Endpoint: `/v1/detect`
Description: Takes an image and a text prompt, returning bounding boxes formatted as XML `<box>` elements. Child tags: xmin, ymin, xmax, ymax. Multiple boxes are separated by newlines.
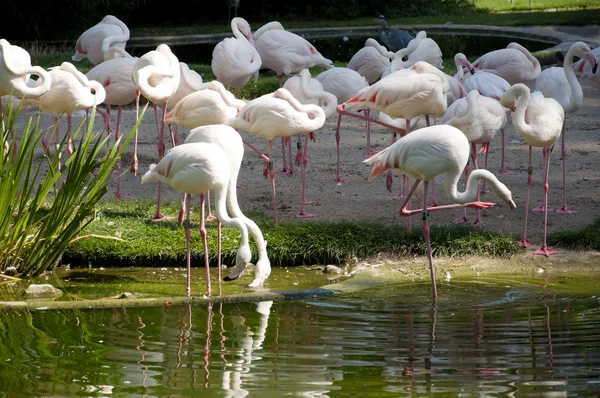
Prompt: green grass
<box><xmin>61</xmin><ymin>198</ymin><xmax>523</xmax><ymax>268</ymax></box>
<box><xmin>547</xmin><ymin>218</ymin><xmax>600</xmax><ymax>251</ymax></box>
<box><xmin>474</xmin><ymin>0</ymin><xmax>599</xmax><ymax>11</ymax></box>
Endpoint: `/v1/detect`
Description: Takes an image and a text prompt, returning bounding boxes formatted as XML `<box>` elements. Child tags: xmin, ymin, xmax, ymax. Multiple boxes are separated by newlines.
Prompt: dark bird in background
<box><xmin>227</xmin><ymin>0</ymin><xmax>240</xmax><ymax>21</ymax></box>
<box><xmin>374</xmin><ymin>15</ymin><xmax>414</xmax><ymax>52</ymax></box>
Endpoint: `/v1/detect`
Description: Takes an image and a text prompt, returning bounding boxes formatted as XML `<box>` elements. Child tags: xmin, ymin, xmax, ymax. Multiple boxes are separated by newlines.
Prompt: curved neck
<box><xmin>253</xmin><ymin>21</ymin><xmax>284</xmax><ymax>40</ymax></box>
<box><xmin>12</xmin><ymin>66</ymin><xmax>51</xmax><ymax>99</ymax></box>
<box><xmin>100</xmin><ymin>19</ymin><xmax>129</xmax><ymax>54</ymax></box>
<box><xmin>509</xmin><ymin>42</ymin><xmax>541</xmax><ymax>77</ymax></box>
<box><xmin>213</xmin><ymin>184</ymin><xmax>251</xmax><ymax>261</ymax></box>
<box><xmin>208</xmin><ymin>80</ymin><xmax>246</xmax><ymax>109</ymax></box>
<box><xmin>299</xmin><ymin>70</ymin><xmax>337</xmax><ymax>118</ymax></box>
<box><xmin>446</xmin><ymin>169</ymin><xmax>503</xmax><ymax>204</ymax></box>
<box><xmin>275</xmin><ymin>88</ymin><xmax>326</xmax><ymax>130</ymax></box>
<box><xmin>60</xmin><ymin>62</ymin><xmax>106</xmax><ymax>105</ymax></box>
<box><xmin>508</xmin><ymin>84</ymin><xmax>534</xmax><ymax>136</ymax></box>
<box><xmin>563</xmin><ymin>46</ymin><xmax>584</xmax><ymax>112</ymax></box>
<box><xmin>366</xmin><ymin>38</ymin><xmax>394</xmax><ymax>59</ymax></box>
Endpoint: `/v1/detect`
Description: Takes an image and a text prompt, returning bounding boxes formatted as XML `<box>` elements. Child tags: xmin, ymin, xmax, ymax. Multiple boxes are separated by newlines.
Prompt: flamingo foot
<box><xmin>393</xmin><ymin>193</ymin><xmax>405</xmax><ymax>199</ymax></box>
<box><xmin>428</xmin><ymin>201</ymin><xmax>439</xmax><ymax>208</ymax></box>
<box><xmin>277</xmin><ymin>168</ymin><xmax>294</xmax><ymax>176</ymax></box>
<box><xmin>519</xmin><ymin>237</ymin><xmax>532</xmax><ymax>247</ymax></box>
<box><xmin>501</xmin><ymin>168</ymin><xmax>516</xmax><ymax>175</ymax></box>
<box><xmin>531</xmin><ymin>204</ymin><xmax>554</xmax><ymax>213</ymax></box>
<box><xmin>302</xmin><ymin>199</ymin><xmax>313</xmax><ymax>204</ymax></box>
<box><xmin>152</xmin><ymin>213</ymin><xmax>169</xmax><ymax>222</ymax></box>
<box><xmin>296</xmin><ymin>211</ymin><xmax>317</xmax><ymax>218</ymax></box>
<box><xmin>556</xmin><ymin>206</ymin><xmax>578</xmax><ymax>215</ymax></box>
<box><xmin>206</xmin><ymin>215</ymin><xmax>217</xmax><ymax>222</ymax></box>
<box><xmin>452</xmin><ymin>216</ymin><xmax>469</xmax><ymax>225</ymax></box>
<box><xmin>114</xmin><ymin>192</ymin><xmax>129</xmax><ymax>200</ymax></box>
<box><xmin>364</xmin><ymin>149</ymin><xmax>378</xmax><ymax>158</ymax></box>
<box><xmin>335</xmin><ymin>178</ymin><xmax>348</xmax><ymax>185</ymax></box>
<box><xmin>535</xmin><ymin>245</ymin><xmax>558</xmax><ymax>256</ymax></box>
<box><xmin>473</xmin><ymin>219</ymin><xmax>485</xmax><ymax>228</ymax></box>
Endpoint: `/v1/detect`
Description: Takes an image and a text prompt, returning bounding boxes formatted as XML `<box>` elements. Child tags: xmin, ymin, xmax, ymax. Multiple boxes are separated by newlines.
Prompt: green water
<box><xmin>1</xmin><ymin>275</ymin><xmax>600</xmax><ymax>396</ymax></box>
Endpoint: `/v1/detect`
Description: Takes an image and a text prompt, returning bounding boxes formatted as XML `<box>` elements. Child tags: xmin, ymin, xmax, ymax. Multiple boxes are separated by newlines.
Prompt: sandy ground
<box><xmin>15</xmin><ymin>78</ymin><xmax>600</xmax><ymax>256</ymax></box>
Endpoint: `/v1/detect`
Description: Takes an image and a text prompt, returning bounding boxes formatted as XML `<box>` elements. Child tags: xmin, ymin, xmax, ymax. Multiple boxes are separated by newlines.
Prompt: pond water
<box><xmin>2</xmin><ymin>280</ymin><xmax>600</xmax><ymax>396</ymax></box>
<box><xmin>126</xmin><ymin>33</ymin><xmax>554</xmax><ymax>66</ymax></box>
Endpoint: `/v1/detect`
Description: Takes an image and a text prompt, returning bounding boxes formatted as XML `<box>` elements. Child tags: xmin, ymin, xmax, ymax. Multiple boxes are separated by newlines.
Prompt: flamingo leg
<box><xmin>200</xmin><ymin>193</ymin><xmax>211</xmax><ymax>296</ymax></box>
<box><xmin>334</xmin><ymin>112</ymin><xmax>348</xmax><ymax>185</ymax></box>
<box><xmin>184</xmin><ymin>194</ymin><xmax>192</xmax><ymax>296</ymax></box>
<box><xmin>278</xmin><ymin>136</ymin><xmax>290</xmax><ymax>175</ymax></box>
<box><xmin>531</xmin><ymin>143</ymin><xmax>554</xmax><ymax>213</ymax></box>
<box><xmin>217</xmin><ymin>217</ymin><xmax>222</xmax><ymax>295</ymax></box>
<box><xmin>520</xmin><ymin>146</ymin><xmax>533</xmax><ymax>247</ymax></box>
<box><xmin>206</xmin><ymin>190</ymin><xmax>216</xmax><ymax>221</ymax></box>
<box><xmin>500</xmin><ymin>127</ymin><xmax>515</xmax><ymax>174</ymax></box>
<box><xmin>67</xmin><ymin>114</ymin><xmax>73</xmax><ymax>156</ymax></box>
<box><xmin>115</xmin><ymin>105</ymin><xmax>127</xmax><ymax>199</ymax></box>
<box><xmin>365</xmin><ymin>109</ymin><xmax>376</xmax><ymax>157</ymax></box>
<box><xmin>556</xmin><ymin>118</ymin><xmax>577</xmax><ymax>214</ymax></box>
<box><xmin>420</xmin><ymin>181</ymin><xmax>438</xmax><ymax>301</ymax></box>
<box><xmin>536</xmin><ymin>146</ymin><xmax>558</xmax><ymax>256</ymax></box>
<box><xmin>268</xmin><ymin>140</ymin><xmax>278</xmax><ymax>226</ymax></box>
<box><xmin>472</xmin><ymin>143</ymin><xmax>485</xmax><ymax>228</ymax></box>
<box><xmin>152</xmin><ymin>104</ymin><xmax>168</xmax><ymax>221</ymax></box>
<box><xmin>480</xmin><ymin>142</ymin><xmax>491</xmax><ymax>194</ymax></box>
<box><xmin>297</xmin><ymin>132</ymin><xmax>316</xmax><ymax>218</ymax></box>
<box><xmin>453</xmin><ymin>152</ymin><xmax>473</xmax><ymax>225</ymax></box>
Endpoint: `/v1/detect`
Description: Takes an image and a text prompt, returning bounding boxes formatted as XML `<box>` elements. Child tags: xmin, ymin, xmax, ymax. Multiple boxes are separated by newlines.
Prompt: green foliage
<box><xmin>63</xmin><ymin>198</ymin><xmax>522</xmax><ymax>268</ymax></box>
<box><xmin>547</xmin><ymin>218</ymin><xmax>600</xmax><ymax>251</ymax></box>
<box><xmin>0</xmin><ymin>101</ymin><xmax>145</xmax><ymax>276</ymax></box>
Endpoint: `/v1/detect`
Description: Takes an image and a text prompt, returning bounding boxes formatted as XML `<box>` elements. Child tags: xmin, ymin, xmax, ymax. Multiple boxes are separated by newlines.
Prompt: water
<box><xmin>126</xmin><ymin>33</ymin><xmax>554</xmax><ymax>66</ymax></box>
<box><xmin>2</xmin><ymin>281</ymin><xmax>600</xmax><ymax>396</ymax></box>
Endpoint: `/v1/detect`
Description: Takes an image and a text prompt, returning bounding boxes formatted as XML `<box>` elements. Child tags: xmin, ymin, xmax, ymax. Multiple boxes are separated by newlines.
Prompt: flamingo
<box><xmin>22</xmin><ymin>62</ymin><xmax>106</xmax><ymax>158</ymax></box>
<box><xmin>225</xmin><ymin>87</ymin><xmax>326</xmax><ymax>226</ymax></box>
<box><xmin>534</xmin><ymin>41</ymin><xmax>598</xmax><ymax>215</ymax></box>
<box><xmin>85</xmin><ymin>47</ymin><xmax>137</xmax><ymax>199</ymax></box>
<box><xmin>315</xmin><ymin>66</ymin><xmax>371</xmax><ymax>183</ymax></box>
<box><xmin>382</xmin><ymin>31</ymin><xmax>444</xmax><ymax>75</ymax></box>
<box><xmin>252</xmin><ymin>21</ymin><xmax>333</xmax><ymax>87</ymax></box>
<box><xmin>573</xmin><ymin>46</ymin><xmax>600</xmax><ymax>88</ymax></box>
<box><xmin>252</xmin><ymin>20</ymin><xmax>332</xmax><ymax>175</ymax></box>
<box><xmin>347</xmin><ymin>38</ymin><xmax>391</xmax><ymax>84</ymax></box>
<box><xmin>337</xmin><ymin>61</ymin><xmax>449</xmax><ymax>202</ymax></box>
<box><xmin>141</xmin><ymin>141</ymin><xmax>251</xmax><ymax>296</ymax></box>
<box><xmin>472</xmin><ymin>42</ymin><xmax>542</xmax><ymax>85</ymax></box>
<box><xmin>501</xmin><ymin>83</ymin><xmax>564</xmax><ymax>256</ymax></box>
<box><xmin>364</xmin><ymin>124</ymin><xmax>516</xmax><ymax>300</ymax></box>
<box><xmin>71</xmin><ymin>15</ymin><xmax>130</xmax><ymax>65</ymax></box>
<box><xmin>165</xmin><ymin>61</ymin><xmax>204</xmax><ymax>145</ymax></box>
<box><xmin>442</xmin><ymin>90</ymin><xmax>508</xmax><ymax>227</ymax></box>
<box><xmin>454</xmin><ymin>53</ymin><xmax>513</xmax><ymax>175</ymax></box>
<box><xmin>373</xmin><ymin>15</ymin><xmax>414</xmax><ymax>52</ymax></box>
<box><xmin>131</xmin><ymin>43</ymin><xmax>181</xmax><ymax>221</ymax></box>
<box><xmin>211</xmin><ymin>17</ymin><xmax>262</xmax><ymax>98</ymax></box>
<box><xmin>184</xmin><ymin>124</ymin><xmax>271</xmax><ymax>287</ymax></box>
<box><xmin>283</xmin><ymin>68</ymin><xmax>337</xmax><ymax>217</ymax></box>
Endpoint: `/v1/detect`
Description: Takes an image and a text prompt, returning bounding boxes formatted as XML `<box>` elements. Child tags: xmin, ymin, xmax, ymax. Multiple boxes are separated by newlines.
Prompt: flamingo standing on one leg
<box><xmin>225</xmin><ymin>87</ymin><xmax>326</xmax><ymax>226</ymax></box>
<box><xmin>85</xmin><ymin>47</ymin><xmax>137</xmax><ymax>198</ymax></box>
<box><xmin>283</xmin><ymin>68</ymin><xmax>337</xmax><ymax>217</ymax></box>
<box><xmin>534</xmin><ymin>41</ymin><xmax>598</xmax><ymax>215</ymax></box>
<box><xmin>185</xmin><ymin>124</ymin><xmax>271</xmax><ymax>288</ymax></box>
<box><xmin>131</xmin><ymin>43</ymin><xmax>181</xmax><ymax>221</ymax></box>
<box><xmin>71</xmin><ymin>15</ymin><xmax>130</xmax><ymax>66</ymax></box>
<box><xmin>442</xmin><ymin>90</ymin><xmax>507</xmax><ymax>227</ymax></box>
<box><xmin>501</xmin><ymin>83</ymin><xmax>565</xmax><ymax>256</ymax></box>
<box><xmin>141</xmin><ymin>142</ymin><xmax>253</xmax><ymax>296</ymax></box>
<box><xmin>211</xmin><ymin>17</ymin><xmax>262</xmax><ymax>98</ymax></box>
<box><xmin>364</xmin><ymin>124</ymin><xmax>516</xmax><ymax>300</ymax></box>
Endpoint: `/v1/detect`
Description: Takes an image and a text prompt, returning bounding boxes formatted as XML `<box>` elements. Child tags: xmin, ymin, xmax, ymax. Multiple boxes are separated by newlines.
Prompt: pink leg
<box><xmin>152</xmin><ymin>104</ymin><xmax>168</xmax><ymax>221</ymax></box>
<box><xmin>200</xmin><ymin>193</ymin><xmax>211</xmax><ymax>296</ymax></box>
<box><xmin>500</xmin><ymin>127</ymin><xmax>515</xmax><ymax>174</ymax></box>
<box><xmin>130</xmin><ymin>90</ymin><xmax>141</xmax><ymax>176</ymax></box>
<box><xmin>420</xmin><ymin>181</ymin><xmax>438</xmax><ymax>301</ymax></box>
<box><xmin>471</xmin><ymin>144</ymin><xmax>485</xmax><ymax>228</ymax></box>
<box><xmin>268</xmin><ymin>140</ymin><xmax>278</xmax><ymax>226</ymax></box>
<box><xmin>520</xmin><ymin>146</ymin><xmax>533</xmax><ymax>247</ymax></box>
<box><xmin>536</xmin><ymin>146</ymin><xmax>558</xmax><ymax>256</ymax></box>
<box><xmin>184</xmin><ymin>194</ymin><xmax>192</xmax><ymax>296</ymax></box>
<box><xmin>206</xmin><ymin>190</ymin><xmax>216</xmax><ymax>221</ymax></box>
<box><xmin>532</xmin><ymin>147</ymin><xmax>554</xmax><ymax>213</ymax></box>
<box><xmin>216</xmin><ymin>218</ymin><xmax>222</xmax><ymax>296</ymax></box>
<box><xmin>479</xmin><ymin>142</ymin><xmax>490</xmax><ymax>194</ymax></box>
<box><xmin>67</xmin><ymin>114</ymin><xmax>73</xmax><ymax>155</ymax></box>
<box><xmin>428</xmin><ymin>179</ymin><xmax>440</xmax><ymax>208</ymax></box>
<box><xmin>278</xmin><ymin>136</ymin><xmax>290</xmax><ymax>175</ymax></box>
<box><xmin>297</xmin><ymin>132</ymin><xmax>316</xmax><ymax>218</ymax></box>
<box><xmin>287</xmin><ymin>134</ymin><xmax>295</xmax><ymax>175</ymax></box>
<box><xmin>364</xmin><ymin>109</ymin><xmax>376</xmax><ymax>157</ymax></box>
<box><xmin>556</xmin><ymin>119</ymin><xmax>577</xmax><ymax>214</ymax></box>
<box><xmin>334</xmin><ymin>113</ymin><xmax>348</xmax><ymax>185</ymax></box>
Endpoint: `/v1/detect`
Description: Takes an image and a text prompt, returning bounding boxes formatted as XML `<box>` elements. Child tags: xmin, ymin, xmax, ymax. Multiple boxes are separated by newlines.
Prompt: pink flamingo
<box><xmin>471</xmin><ymin>42</ymin><xmax>542</xmax><ymax>85</ymax></box>
<box><xmin>315</xmin><ymin>66</ymin><xmax>373</xmax><ymax>179</ymax></box>
<box><xmin>501</xmin><ymin>83</ymin><xmax>564</xmax><ymax>256</ymax></box>
<box><xmin>225</xmin><ymin>87</ymin><xmax>326</xmax><ymax>226</ymax></box>
<box><xmin>184</xmin><ymin>125</ymin><xmax>271</xmax><ymax>288</ymax></box>
<box><xmin>364</xmin><ymin>124</ymin><xmax>516</xmax><ymax>300</ymax></box>
<box><xmin>534</xmin><ymin>41</ymin><xmax>598</xmax><ymax>215</ymax></box>
<box><xmin>72</xmin><ymin>15</ymin><xmax>130</xmax><ymax>65</ymax></box>
<box><xmin>141</xmin><ymin>142</ymin><xmax>251</xmax><ymax>296</ymax></box>
<box><xmin>573</xmin><ymin>46</ymin><xmax>600</xmax><ymax>88</ymax></box>
<box><xmin>165</xmin><ymin>61</ymin><xmax>204</xmax><ymax>146</ymax></box>
<box><xmin>252</xmin><ymin>20</ymin><xmax>333</xmax><ymax>174</ymax></box>
<box><xmin>85</xmin><ymin>47</ymin><xmax>137</xmax><ymax>199</ymax></box>
<box><xmin>131</xmin><ymin>43</ymin><xmax>181</xmax><ymax>221</ymax></box>
<box><xmin>283</xmin><ymin>68</ymin><xmax>337</xmax><ymax>217</ymax></box>
<box><xmin>347</xmin><ymin>38</ymin><xmax>391</xmax><ymax>84</ymax></box>
<box><xmin>454</xmin><ymin>52</ymin><xmax>513</xmax><ymax>175</ymax></box>
<box><xmin>442</xmin><ymin>90</ymin><xmax>507</xmax><ymax>227</ymax></box>
<box><xmin>211</xmin><ymin>17</ymin><xmax>262</xmax><ymax>98</ymax></box>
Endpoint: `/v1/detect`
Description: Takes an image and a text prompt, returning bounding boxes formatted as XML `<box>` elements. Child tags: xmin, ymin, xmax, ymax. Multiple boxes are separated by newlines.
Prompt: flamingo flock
<box><xmin>2</xmin><ymin>14</ymin><xmax>599</xmax><ymax>300</ymax></box>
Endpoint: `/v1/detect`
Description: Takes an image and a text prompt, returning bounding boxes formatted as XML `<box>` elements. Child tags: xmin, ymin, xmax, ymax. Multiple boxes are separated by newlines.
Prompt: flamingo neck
<box><xmin>446</xmin><ymin>169</ymin><xmax>503</xmax><ymax>204</ymax></box>
<box><xmin>562</xmin><ymin>46</ymin><xmax>584</xmax><ymax>113</ymax></box>
<box><xmin>213</xmin><ymin>184</ymin><xmax>251</xmax><ymax>267</ymax></box>
<box><xmin>509</xmin><ymin>84</ymin><xmax>535</xmax><ymax>136</ymax></box>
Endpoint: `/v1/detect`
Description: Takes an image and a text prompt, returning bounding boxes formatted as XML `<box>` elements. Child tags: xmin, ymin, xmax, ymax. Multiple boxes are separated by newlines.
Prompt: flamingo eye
<box><xmin>91</xmin><ymin>88</ymin><xmax>96</xmax><ymax>95</ymax></box>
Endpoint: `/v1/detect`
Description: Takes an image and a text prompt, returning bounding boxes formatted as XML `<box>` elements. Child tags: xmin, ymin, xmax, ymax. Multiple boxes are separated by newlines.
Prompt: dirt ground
<box><xmin>16</xmin><ymin>77</ymin><xmax>599</xmax><ymax>256</ymax></box>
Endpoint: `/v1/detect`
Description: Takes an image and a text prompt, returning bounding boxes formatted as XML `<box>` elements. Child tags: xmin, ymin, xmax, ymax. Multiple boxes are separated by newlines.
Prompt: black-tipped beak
<box><xmin>593</xmin><ymin>62</ymin><xmax>598</xmax><ymax>74</ymax></box>
<box><xmin>469</xmin><ymin>68</ymin><xmax>475</xmax><ymax>75</ymax></box>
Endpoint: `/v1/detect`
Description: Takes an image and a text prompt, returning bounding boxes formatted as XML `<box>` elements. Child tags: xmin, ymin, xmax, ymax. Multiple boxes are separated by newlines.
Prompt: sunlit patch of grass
<box><xmin>547</xmin><ymin>218</ymin><xmax>600</xmax><ymax>251</ymax></box>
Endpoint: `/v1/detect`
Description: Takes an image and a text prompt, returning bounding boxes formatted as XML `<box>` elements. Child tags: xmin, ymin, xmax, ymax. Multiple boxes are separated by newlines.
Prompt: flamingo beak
<box><xmin>508</xmin><ymin>199</ymin><xmax>517</xmax><ymax>209</ymax></box>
